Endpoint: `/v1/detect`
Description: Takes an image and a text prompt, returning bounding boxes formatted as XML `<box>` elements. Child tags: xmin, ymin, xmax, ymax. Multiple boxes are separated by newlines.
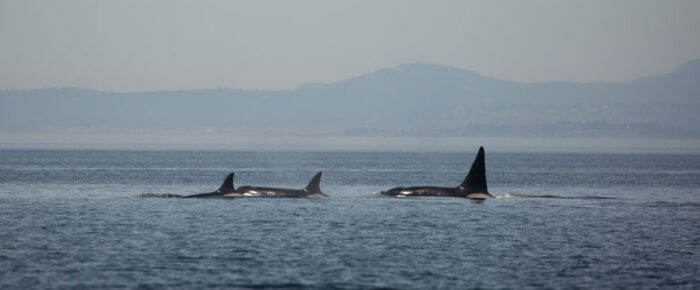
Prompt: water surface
<box><xmin>1</xmin><ymin>150</ymin><xmax>698</xmax><ymax>289</ymax></box>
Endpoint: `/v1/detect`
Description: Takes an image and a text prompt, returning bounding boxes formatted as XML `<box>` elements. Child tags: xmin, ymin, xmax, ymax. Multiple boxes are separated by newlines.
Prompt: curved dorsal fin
<box><xmin>217</xmin><ymin>172</ymin><xmax>235</xmax><ymax>192</ymax></box>
<box><xmin>304</xmin><ymin>171</ymin><xmax>323</xmax><ymax>193</ymax></box>
<box><xmin>459</xmin><ymin>147</ymin><xmax>488</xmax><ymax>194</ymax></box>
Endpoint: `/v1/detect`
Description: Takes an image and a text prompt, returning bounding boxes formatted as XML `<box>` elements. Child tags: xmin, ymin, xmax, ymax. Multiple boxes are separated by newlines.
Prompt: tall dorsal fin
<box><xmin>304</xmin><ymin>172</ymin><xmax>323</xmax><ymax>193</ymax></box>
<box><xmin>217</xmin><ymin>172</ymin><xmax>235</xmax><ymax>192</ymax></box>
<box><xmin>459</xmin><ymin>147</ymin><xmax>488</xmax><ymax>194</ymax></box>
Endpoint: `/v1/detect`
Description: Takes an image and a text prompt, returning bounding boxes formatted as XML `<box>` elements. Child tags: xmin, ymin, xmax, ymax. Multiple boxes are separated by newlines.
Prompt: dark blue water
<box><xmin>1</xmin><ymin>150</ymin><xmax>699</xmax><ymax>289</ymax></box>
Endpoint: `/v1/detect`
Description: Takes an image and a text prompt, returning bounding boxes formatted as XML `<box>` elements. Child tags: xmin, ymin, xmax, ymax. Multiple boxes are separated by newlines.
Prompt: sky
<box><xmin>1</xmin><ymin>0</ymin><xmax>699</xmax><ymax>92</ymax></box>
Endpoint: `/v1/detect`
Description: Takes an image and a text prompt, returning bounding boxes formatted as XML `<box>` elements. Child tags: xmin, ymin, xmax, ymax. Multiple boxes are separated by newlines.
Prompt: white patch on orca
<box><xmin>466</xmin><ymin>193</ymin><xmax>493</xmax><ymax>199</ymax></box>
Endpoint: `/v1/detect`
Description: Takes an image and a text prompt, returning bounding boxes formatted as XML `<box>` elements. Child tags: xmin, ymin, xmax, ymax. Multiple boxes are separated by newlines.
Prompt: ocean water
<box><xmin>0</xmin><ymin>149</ymin><xmax>698</xmax><ymax>289</ymax></box>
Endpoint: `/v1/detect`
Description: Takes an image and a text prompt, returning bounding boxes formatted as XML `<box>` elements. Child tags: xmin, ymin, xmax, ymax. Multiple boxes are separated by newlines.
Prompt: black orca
<box><xmin>380</xmin><ymin>147</ymin><xmax>494</xmax><ymax>199</ymax></box>
<box><xmin>182</xmin><ymin>172</ymin><xmax>236</xmax><ymax>198</ymax></box>
<box><xmin>224</xmin><ymin>172</ymin><xmax>328</xmax><ymax>198</ymax></box>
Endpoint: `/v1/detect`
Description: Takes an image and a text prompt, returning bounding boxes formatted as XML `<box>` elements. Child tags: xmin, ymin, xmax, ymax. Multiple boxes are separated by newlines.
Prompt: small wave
<box><xmin>495</xmin><ymin>193</ymin><xmax>614</xmax><ymax>199</ymax></box>
<box><xmin>642</xmin><ymin>201</ymin><xmax>700</xmax><ymax>208</ymax></box>
<box><xmin>496</xmin><ymin>193</ymin><xmax>557</xmax><ymax>198</ymax></box>
<box><xmin>137</xmin><ymin>193</ymin><xmax>183</xmax><ymax>198</ymax></box>
<box><xmin>577</xmin><ymin>196</ymin><xmax>616</xmax><ymax>200</ymax></box>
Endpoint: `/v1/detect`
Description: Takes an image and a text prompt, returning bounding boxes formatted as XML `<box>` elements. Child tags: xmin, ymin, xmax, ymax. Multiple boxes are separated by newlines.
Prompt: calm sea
<box><xmin>1</xmin><ymin>150</ymin><xmax>698</xmax><ymax>289</ymax></box>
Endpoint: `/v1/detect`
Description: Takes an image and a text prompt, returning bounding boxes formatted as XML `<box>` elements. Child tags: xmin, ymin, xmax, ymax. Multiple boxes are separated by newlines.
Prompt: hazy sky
<box><xmin>1</xmin><ymin>0</ymin><xmax>699</xmax><ymax>92</ymax></box>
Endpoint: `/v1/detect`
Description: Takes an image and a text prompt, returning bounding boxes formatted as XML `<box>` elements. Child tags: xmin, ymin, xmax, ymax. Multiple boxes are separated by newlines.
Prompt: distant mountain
<box><xmin>1</xmin><ymin>60</ymin><xmax>699</xmax><ymax>138</ymax></box>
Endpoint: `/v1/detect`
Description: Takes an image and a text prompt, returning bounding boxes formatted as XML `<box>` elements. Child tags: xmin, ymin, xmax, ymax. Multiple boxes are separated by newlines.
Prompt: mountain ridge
<box><xmin>1</xmin><ymin>60</ymin><xmax>698</xmax><ymax>138</ymax></box>
<box><xmin>9</xmin><ymin>58</ymin><xmax>699</xmax><ymax>94</ymax></box>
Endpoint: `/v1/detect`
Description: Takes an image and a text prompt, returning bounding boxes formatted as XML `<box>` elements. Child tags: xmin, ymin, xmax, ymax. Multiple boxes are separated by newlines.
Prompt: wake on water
<box><xmin>138</xmin><ymin>193</ymin><xmax>183</xmax><ymax>198</ymax></box>
<box><xmin>495</xmin><ymin>193</ymin><xmax>615</xmax><ymax>199</ymax></box>
<box><xmin>139</xmin><ymin>192</ymin><xmax>614</xmax><ymax>199</ymax></box>
<box><xmin>496</xmin><ymin>193</ymin><xmax>557</xmax><ymax>198</ymax></box>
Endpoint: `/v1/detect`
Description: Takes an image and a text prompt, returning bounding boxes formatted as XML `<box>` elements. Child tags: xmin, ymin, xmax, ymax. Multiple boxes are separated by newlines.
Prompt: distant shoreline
<box><xmin>1</xmin><ymin>133</ymin><xmax>699</xmax><ymax>154</ymax></box>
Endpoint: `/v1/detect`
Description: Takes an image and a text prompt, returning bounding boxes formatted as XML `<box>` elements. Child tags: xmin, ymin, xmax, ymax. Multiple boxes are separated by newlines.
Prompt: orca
<box><xmin>224</xmin><ymin>172</ymin><xmax>328</xmax><ymax>198</ymax></box>
<box><xmin>380</xmin><ymin>147</ymin><xmax>494</xmax><ymax>199</ymax></box>
<box><xmin>182</xmin><ymin>172</ymin><xmax>236</xmax><ymax>198</ymax></box>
